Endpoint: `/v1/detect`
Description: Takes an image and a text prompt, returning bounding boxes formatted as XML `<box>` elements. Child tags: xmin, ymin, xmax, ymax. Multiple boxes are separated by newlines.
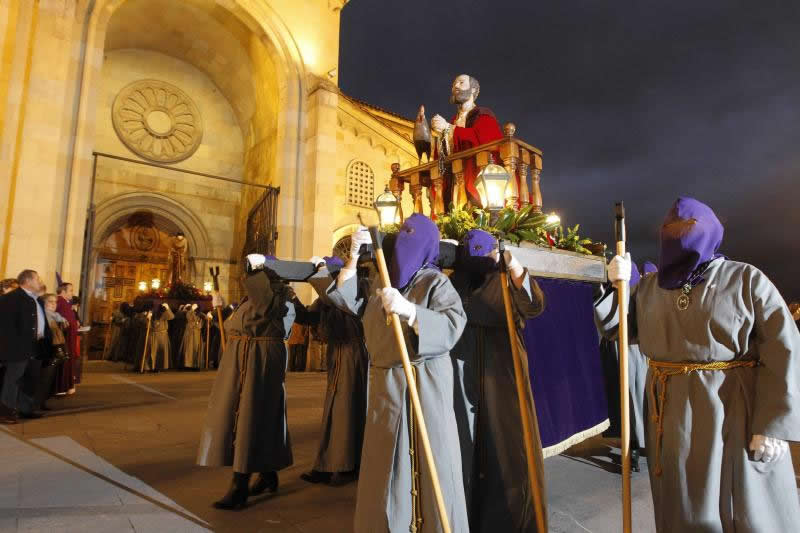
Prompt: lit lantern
<box><xmin>151</xmin><ymin>278</ymin><xmax>161</xmax><ymax>290</ymax></box>
<box><xmin>476</xmin><ymin>160</ymin><xmax>511</xmax><ymax>212</ymax></box>
<box><xmin>138</xmin><ymin>281</ymin><xmax>147</xmax><ymax>292</ymax></box>
<box><xmin>203</xmin><ymin>281</ymin><xmax>213</xmax><ymax>293</ymax></box>
<box><xmin>546</xmin><ymin>213</ymin><xmax>561</xmax><ymax>225</ymax></box>
<box><xmin>374</xmin><ymin>185</ymin><xmax>402</xmax><ymax>228</ymax></box>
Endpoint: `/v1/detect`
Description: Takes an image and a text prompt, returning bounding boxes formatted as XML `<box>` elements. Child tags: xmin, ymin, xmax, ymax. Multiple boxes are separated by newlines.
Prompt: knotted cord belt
<box><xmin>408</xmin><ymin>365</ymin><xmax>423</xmax><ymax>533</ymax></box>
<box><xmin>227</xmin><ymin>335</ymin><xmax>283</xmax><ymax>453</ymax></box>
<box><xmin>647</xmin><ymin>358</ymin><xmax>758</xmax><ymax>476</ymax></box>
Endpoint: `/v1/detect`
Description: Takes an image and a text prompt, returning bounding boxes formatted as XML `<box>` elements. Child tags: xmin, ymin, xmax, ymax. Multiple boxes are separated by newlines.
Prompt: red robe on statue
<box><xmin>437</xmin><ymin>106</ymin><xmax>504</xmax><ymax>209</ymax></box>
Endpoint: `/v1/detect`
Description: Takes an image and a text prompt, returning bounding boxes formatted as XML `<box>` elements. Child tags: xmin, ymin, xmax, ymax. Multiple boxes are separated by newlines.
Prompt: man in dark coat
<box><xmin>0</xmin><ymin>270</ymin><xmax>52</xmax><ymax>423</ymax></box>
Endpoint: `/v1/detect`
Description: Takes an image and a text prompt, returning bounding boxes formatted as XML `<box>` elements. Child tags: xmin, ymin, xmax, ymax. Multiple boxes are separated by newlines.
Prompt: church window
<box><xmin>346</xmin><ymin>160</ymin><xmax>375</xmax><ymax>209</ymax></box>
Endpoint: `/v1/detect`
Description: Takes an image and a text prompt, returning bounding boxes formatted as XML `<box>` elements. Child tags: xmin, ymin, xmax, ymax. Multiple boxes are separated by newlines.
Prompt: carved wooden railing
<box><xmin>389</xmin><ymin>123</ymin><xmax>543</xmax><ymax>215</ymax></box>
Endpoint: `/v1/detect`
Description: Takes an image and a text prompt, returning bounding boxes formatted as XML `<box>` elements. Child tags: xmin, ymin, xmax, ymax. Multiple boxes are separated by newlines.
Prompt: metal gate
<box><xmin>243</xmin><ymin>186</ymin><xmax>280</xmax><ymax>260</ymax></box>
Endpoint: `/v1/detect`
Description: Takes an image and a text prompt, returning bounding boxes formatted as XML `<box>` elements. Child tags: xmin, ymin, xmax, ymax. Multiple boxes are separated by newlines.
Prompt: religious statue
<box><xmin>168</xmin><ymin>232</ymin><xmax>189</xmax><ymax>285</ymax></box>
<box><xmin>431</xmin><ymin>74</ymin><xmax>503</xmax><ymax>208</ymax></box>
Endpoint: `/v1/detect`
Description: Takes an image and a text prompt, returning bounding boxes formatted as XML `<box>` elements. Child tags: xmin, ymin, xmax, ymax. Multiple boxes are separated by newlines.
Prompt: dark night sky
<box><xmin>339</xmin><ymin>0</ymin><xmax>800</xmax><ymax>300</ymax></box>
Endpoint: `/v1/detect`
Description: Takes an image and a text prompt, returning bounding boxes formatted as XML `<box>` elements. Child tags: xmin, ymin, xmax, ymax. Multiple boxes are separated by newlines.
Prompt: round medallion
<box><xmin>112</xmin><ymin>79</ymin><xmax>203</xmax><ymax>163</ymax></box>
<box><xmin>131</xmin><ymin>226</ymin><xmax>158</xmax><ymax>252</ymax></box>
<box><xmin>677</xmin><ymin>294</ymin><xmax>690</xmax><ymax>311</ymax></box>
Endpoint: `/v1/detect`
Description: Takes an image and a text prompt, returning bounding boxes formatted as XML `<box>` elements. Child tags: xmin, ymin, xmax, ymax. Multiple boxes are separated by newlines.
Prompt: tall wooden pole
<box><xmin>614</xmin><ymin>202</ymin><xmax>632</xmax><ymax>533</ymax></box>
<box><xmin>210</xmin><ymin>266</ymin><xmax>226</xmax><ymax>350</ymax></box>
<box><xmin>205</xmin><ymin>314</ymin><xmax>211</xmax><ymax>369</ymax></box>
<box><xmin>368</xmin><ymin>227</ymin><xmax>452</xmax><ymax>533</ymax></box>
<box><xmin>139</xmin><ymin>313</ymin><xmax>152</xmax><ymax>374</ymax></box>
<box><xmin>498</xmin><ymin>241</ymin><xmax>547</xmax><ymax>533</ymax></box>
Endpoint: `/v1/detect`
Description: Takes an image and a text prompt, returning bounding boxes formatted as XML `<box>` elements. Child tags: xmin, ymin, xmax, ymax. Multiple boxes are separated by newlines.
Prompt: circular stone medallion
<box><xmin>112</xmin><ymin>79</ymin><xmax>203</xmax><ymax>163</ymax></box>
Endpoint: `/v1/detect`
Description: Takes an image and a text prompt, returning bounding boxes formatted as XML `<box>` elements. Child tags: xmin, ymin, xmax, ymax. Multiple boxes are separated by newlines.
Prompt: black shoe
<box><xmin>19</xmin><ymin>411</ymin><xmax>43</xmax><ymax>419</ymax></box>
<box><xmin>250</xmin><ymin>471</ymin><xmax>278</xmax><ymax>495</ymax></box>
<box><xmin>40</xmin><ymin>403</ymin><xmax>52</xmax><ymax>411</ymax></box>
<box><xmin>300</xmin><ymin>470</ymin><xmax>332</xmax><ymax>484</ymax></box>
<box><xmin>213</xmin><ymin>472</ymin><xmax>250</xmax><ymax>510</ymax></box>
<box><xmin>0</xmin><ymin>405</ymin><xmax>18</xmax><ymax>425</ymax></box>
<box><xmin>328</xmin><ymin>471</ymin><xmax>357</xmax><ymax>487</ymax></box>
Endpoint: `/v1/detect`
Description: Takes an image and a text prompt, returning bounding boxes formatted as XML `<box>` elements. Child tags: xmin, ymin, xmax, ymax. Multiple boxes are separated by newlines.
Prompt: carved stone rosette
<box><xmin>112</xmin><ymin>79</ymin><xmax>203</xmax><ymax>163</ymax></box>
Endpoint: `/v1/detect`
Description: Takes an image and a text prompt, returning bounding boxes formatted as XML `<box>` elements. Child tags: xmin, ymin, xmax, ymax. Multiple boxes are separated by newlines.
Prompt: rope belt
<box><xmin>408</xmin><ymin>365</ymin><xmax>423</xmax><ymax>533</ymax></box>
<box><xmin>227</xmin><ymin>335</ymin><xmax>284</xmax><ymax>452</ymax></box>
<box><xmin>648</xmin><ymin>358</ymin><xmax>758</xmax><ymax>476</ymax></box>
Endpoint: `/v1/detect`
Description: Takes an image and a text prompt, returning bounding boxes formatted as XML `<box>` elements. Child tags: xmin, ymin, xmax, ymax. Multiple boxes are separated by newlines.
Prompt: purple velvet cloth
<box><xmin>524</xmin><ymin>278</ymin><xmax>608</xmax><ymax>451</ymax></box>
<box><xmin>643</xmin><ymin>261</ymin><xmax>658</xmax><ymax>275</ymax></box>
<box><xmin>390</xmin><ymin>214</ymin><xmax>440</xmax><ymax>290</ymax></box>
<box><xmin>658</xmin><ymin>197</ymin><xmax>723</xmax><ymax>289</ymax></box>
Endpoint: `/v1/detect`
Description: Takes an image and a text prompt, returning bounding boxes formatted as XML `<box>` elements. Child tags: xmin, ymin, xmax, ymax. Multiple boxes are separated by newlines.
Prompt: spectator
<box><xmin>55</xmin><ymin>283</ymin><xmax>79</xmax><ymax>395</ymax></box>
<box><xmin>1</xmin><ymin>278</ymin><xmax>18</xmax><ymax>294</ymax></box>
<box><xmin>37</xmin><ymin>293</ymin><xmax>69</xmax><ymax>410</ymax></box>
<box><xmin>286</xmin><ymin>323</ymin><xmax>309</xmax><ymax>371</ymax></box>
<box><xmin>0</xmin><ymin>270</ymin><xmax>52</xmax><ymax>423</ymax></box>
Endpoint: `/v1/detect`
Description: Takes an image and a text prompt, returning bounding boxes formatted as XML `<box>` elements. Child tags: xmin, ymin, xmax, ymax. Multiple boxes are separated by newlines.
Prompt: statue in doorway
<box><xmin>168</xmin><ymin>232</ymin><xmax>189</xmax><ymax>286</ymax></box>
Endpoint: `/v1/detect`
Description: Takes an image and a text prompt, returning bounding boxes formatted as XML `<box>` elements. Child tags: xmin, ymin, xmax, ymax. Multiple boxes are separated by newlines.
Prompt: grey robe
<box><xmin>104</xmin><ymin>310</ymin><xmax>125</xmax><ymax>361</ymax></box>
<box><xmin>196</xmin><ymin>271</ymin><xmax>295</xmax><ymax>473</ymax></box>
<box><xmin>599</xmin><ymin>337</ymin><xmax>648</xmax><ymax>448</ymax></box>
<box><xmin>304</xmin><ymin>273</ymin><xmax>369</xmax><ymax>473</ymax></box>
<box><xmin>142</xmin><ymin>307</ymin><xmax>174</xmax><ymax>371</ymax></box>
<box><xmin>450</xmin><ymin>270</ymin><xmax>547</xmax><ymax>532</ymax></box>
<box><xmin>180</xmin><ymin>310</ymin><xmax>205</xmax><ymax>369</ymax></box>
<box><xmin>327</xmin><ymin>268</ymin><xmax>469</xmax><ymax>533</ymax></box>
<box><xmin>596</xmin><ymin>259</ymin><xmax>800</xmax><ymax>532</ymax></box>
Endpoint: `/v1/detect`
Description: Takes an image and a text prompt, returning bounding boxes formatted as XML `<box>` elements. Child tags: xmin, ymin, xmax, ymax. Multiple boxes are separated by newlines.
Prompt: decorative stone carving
<box><xmin>112</xmin><ymin>79</ymin><xmax>203</xmax><ymax>163</ymax></box>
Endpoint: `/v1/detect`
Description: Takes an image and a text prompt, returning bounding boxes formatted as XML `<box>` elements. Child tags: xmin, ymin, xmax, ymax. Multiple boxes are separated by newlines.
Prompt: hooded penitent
<box><xmin>657</xmin><ymin>197</ymin><xmax>724</xmax><ymax>290</ymax></box>
<box><xmin>642</xmin><ymin>261</ymin><xmax>658</xmax><ymax>275</ymax></box>
<box><xmin>389</xmin><ymin>214</ymin><xmax>440</xmax><ymax>290</ymax></box>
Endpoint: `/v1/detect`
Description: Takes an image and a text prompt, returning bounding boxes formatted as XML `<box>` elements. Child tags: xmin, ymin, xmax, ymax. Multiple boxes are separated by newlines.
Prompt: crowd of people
<box><xmin>0</xmin><ymin>274</ymin><xmax>84</xmax><ymax>423</ymax></box>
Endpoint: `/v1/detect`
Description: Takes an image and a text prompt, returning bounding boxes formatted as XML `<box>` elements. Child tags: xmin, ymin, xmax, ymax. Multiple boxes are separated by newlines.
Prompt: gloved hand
<box><xmin>191</xmin><ymin>303</ymin><xmax>198</xmax><ymax>311</ymax></box>
<box><xmin>161</xmin><ymin>303</ymin><xmax>169</xmax><ymax>309</ymax></box>
<box><xmin>247</xmin><ymin>253</ymin><xmax>266</xmax><ymax>271</ymax></box>
<box><xmin>349</xmin><ymin>227</ymin><xmax>371</xmax><ymax>260</ymax></box>
<box><xmin>206</xmin><ymin>312</ymin><xmax>213</xmax><ymax>320</ymax></box>
<box><xmin>310</xmin><ymin>256</ymin><xmax>325</xmax><ymax>267</ymax></box>
<box><xmin>377</xmin><ymin>287</ymin><xmax>417</xmax><ymax>326</ymax></box>
<box><xmin>212</xmin><ymin>292</ymin><xmax>224</xmax><ymax>308</ymax></box>
<box><xmin>749</xmin><ymin>435</ymin><xmax>789</xmax><ymax>463</ymax></box>
<box><xmin>146</xmin><ymin>311</ymin><xmax>152</xmax><ymax>319</ymax></box>
<box><xmin>607</xmin><ymin>253</ymin><xmax>632</xmax><ymax>283</ymax></box>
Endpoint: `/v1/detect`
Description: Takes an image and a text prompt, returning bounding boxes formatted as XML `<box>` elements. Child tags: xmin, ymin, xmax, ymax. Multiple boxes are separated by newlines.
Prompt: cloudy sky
<box><xmin>339</xmin><ymin>0</ymin><xmax>800</xmax><ymax>299</ymax></box>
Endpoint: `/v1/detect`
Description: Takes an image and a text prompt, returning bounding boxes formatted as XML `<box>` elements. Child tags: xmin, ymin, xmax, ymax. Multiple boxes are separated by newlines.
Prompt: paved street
<box><xmin>0</xmin><ymin>361</ymin><xmax>659</xmax><ymax>532</ymax></box>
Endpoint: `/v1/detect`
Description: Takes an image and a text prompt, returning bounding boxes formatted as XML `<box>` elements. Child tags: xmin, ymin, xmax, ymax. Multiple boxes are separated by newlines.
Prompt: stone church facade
<box><xmin>0</xmin><ymin>0</ymin><xmax>422</xmax><ymax>317</ymax></box>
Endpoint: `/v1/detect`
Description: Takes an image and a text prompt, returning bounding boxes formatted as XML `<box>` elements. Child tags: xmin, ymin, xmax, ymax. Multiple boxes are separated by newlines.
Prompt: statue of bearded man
<box><xmin>168</xmin><ymin>232</ymin><xmax>188</xmax><ymax>285</ymax></box>
<box><xmin>431</xmin><ymin>74</ymin><xmax>504</xmax><ymax>208</ymax></box>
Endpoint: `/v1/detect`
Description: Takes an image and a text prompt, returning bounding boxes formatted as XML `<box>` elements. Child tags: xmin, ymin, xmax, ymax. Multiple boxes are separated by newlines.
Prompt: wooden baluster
<box><xmin>519</xmin><ymin>149</ymin><xmax>531</xmax><ymax>207</ymax></box>
<box><xmin>410</xmin><ymin>173</ymin><xmax>424</xmax><ymax>214</ymax></box>
<box><xmin>451</xmin><ymin>158</ymin><xmax>466</xmax><ymax>210</ymax></box>
<box><xmin>501</xmin><ymin>123</ymin><xmax>520</xmax><ymax>208</ymax></box>
<box><xmin>390</xmin><ymin>163</ymin><xmax>405</xmax><ymax>221</ymax></box>
<box><xmin>430</xmin><ymin>164</ymin><xmax>445</xmax><ymax>215</ymax></box>
<box><xmin>531</xmin><ymin>153</ymin><xmax>543</xmax><ymax>213</ymax></box>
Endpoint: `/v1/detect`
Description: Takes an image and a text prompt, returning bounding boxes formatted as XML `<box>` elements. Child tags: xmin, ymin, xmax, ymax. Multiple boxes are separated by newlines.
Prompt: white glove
<box><xmin>607</xmin><ymin>253</ymin><xmax>632</xmax><ymax>283</ymax></box>
<box><xmin>191</xmin><ymin>303</ymin><xmax>198</xmax><ymax>311</ymax></box>
<box><xmin>349</xmin><ymin>227</ymin><xmax>371</xmax><ymax>260</ymax></box>
<box><xmin>161</xmin><ymin>303</ymin><xmax>169</xmax><ymax>309</ymax></box>
<box><xmin>377</xmin><ymin>287</ymin><xmax>417</xmax><ymax>326</ymax></box>
<box><xmin>750</xmin><ymin>435</ymin><xmax>789</xmax><ymax>463</ymax></box>
<box><xmin>310</xmin><ymin>256</ymin><xmax>325</xmax><ymax>267</ymax></box>
<box><xmin>212</xmin><ymin>292</ymin><xmax>224</xmax><ymax>308</ymax></box>
<box><xmin>206</xmin><ymin>312</ymin><xmax>213</xmax><ymax>319</ymax></box>
<box><xmin>246</xmin><ymin>253</ymin><xmax>266</xmax><ymax>270</ymax></box>
<box><xmin>146</xmin><ymin>311</ymin><xmax>152</xmax><ymax>318</ymax></box>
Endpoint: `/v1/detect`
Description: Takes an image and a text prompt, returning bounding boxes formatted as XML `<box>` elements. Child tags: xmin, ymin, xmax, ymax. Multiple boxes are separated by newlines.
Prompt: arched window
<box><xmin>346</xmin><ymin>160</ymin><xmax>375</xmax><ymax>209</ymax></box>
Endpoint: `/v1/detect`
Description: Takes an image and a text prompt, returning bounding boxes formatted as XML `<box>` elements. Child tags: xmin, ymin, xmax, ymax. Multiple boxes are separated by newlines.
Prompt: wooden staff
<box><xmin>498</xmin><ymin>240</ymin><xmax>546</xmax><ymax>533</ymax></box>
<box><xmin>210</xmin><ymin>266</ymin><xmax>226</xmax><ymax>350</ymax></box>
<box><xmin>368</xmin><ymin>226</ymin><xmax>451</xmax><ymax>533</ymax></box>
<box><xmin>204</xmin><ymin>313</ymin><xmax>211</xmax><ymax>369</ymax></box>
<box><xmin>614</xmin><ymin>202</ymin><xmax>632</xmax><ymax>533</ymax></box>
<box><xmin>139</xmin><ymin>312</ymin><xmax>152</xmax><ymax>373</ymax></box>
<box><xmin>103</xmin><ymin>315</ymin><xmax>113</xmax><ymax>360</ymax></box>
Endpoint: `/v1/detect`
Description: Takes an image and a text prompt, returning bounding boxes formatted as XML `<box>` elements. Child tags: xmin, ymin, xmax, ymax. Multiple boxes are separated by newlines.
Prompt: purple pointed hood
<box><xmin>643</xmin><ymin>261</ymin><xmax>658</xmax><ymax>275</ymax></box>
<box><xmin>324</xmin><ymin>255</ymin><xmax>344</xmax><ymax>270</ymax></box>
<box><xmin>630</xmin><ymin>261</ymin><xmax>641</xmax><ymax>288</ymax></box>
<box><xmin>390</xmin><ymin>214</ymin><xmax>440</xmax><ymax>290</ymax></box>
<box><xmin>458</xmin><ymin>229</ymin><xmax>498</xmax><ymax>275</ymax></box>
<box><xmin>657</xmin><ymin>197</ymin><xmax>723</xmax><ymax>290</ymax></box>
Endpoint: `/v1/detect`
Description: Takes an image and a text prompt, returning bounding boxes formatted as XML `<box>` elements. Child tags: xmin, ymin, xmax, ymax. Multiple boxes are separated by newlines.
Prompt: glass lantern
<box><xmin>138</xmin><ymin>281</ymin><xmax>147</xmax><ymax>292</ymax></box>
<box><xmin>476</xmin><ymin>161</ymin><xmax>511</xmax><ymax>212</ymax></box>
<box><xmin>203</xmin><ymin>281</ymin><xmax>213</xmax><ymax>293</ymax></box>
<box><xmin>151</xmin><ymin>278</ymin><xmax>161</xmax><ymax>290</ymax></box>
<box><xmin>374</xmin><ymin>186</ymin><xmax>402</xmax><ymax>228</ymax></box>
